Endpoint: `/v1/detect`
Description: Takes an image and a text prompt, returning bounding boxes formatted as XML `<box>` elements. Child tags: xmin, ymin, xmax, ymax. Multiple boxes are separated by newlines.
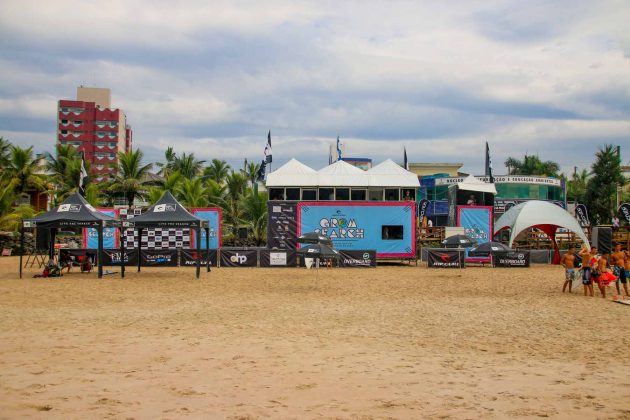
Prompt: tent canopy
<box><xmin>367</xmin><ymin>159</ymin><xmax>420</xmax><ymax>187</ymax></box>
<box><xmin>23</xmin><ymin>192</ymin><xmax>118</xmax><ymax>229</ymax></box>
<box><xmin>265</xmin><ymin>158</ymin><xmax>318</xmax><ymax>187</ymax></box>
<box><xmin>452</xmin><ymin>174</ymin><xmax>497</xmax><ymax>195</ymax></box>
<box><xmin>317</xmin><ymin>160</ymin><xmax>369</xmax><ymax>187</ymax></box>
<box><xmin>494</xmin><ymin>200</ymin><xmax>590</xmax><ymax>250</ymax></box>
<box><xmin>126</xmin><ymin>191</ymin><xmax>207</xmax><ymax>228</ymax></box>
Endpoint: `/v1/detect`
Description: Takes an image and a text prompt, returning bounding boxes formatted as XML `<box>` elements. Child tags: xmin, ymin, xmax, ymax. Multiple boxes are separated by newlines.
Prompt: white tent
<box><xmin>265</xmin><ymin>158</ymin><xmax>317</xmax><ymax>187</ymax></box>
<box><xmin>367</xmin><ymin>159</ymin><xmax>420</xmax><ymax>187</ymax></box>
<box><xmin>455</xmin><ymin>174</ymin><xmax>497</xmax><ymax>194</ymax></box>
<box><xmin>317</xmin><ymin>160</ymin><xmax>369</xmax><ymax>187</ymax></box>
<box><xmin>494</xmin><ymin>200</ymin><xmax>590</xmax><ymax>262</ymax></box>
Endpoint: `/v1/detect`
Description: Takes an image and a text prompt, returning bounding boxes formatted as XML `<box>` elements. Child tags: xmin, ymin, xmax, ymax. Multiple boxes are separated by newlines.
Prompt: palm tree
<box><xmin>173</xmin><ymin>152</ymin><xmax>205</xmax><ymax>179</ymax></box>
<box><xmin>225</xmin><ymin>171</ymin><xmax>248</xmax><ymax>203</ymax></box>
<box><xmin>47</xmin><ymin>146</ymin><xmax>92</xmax><ymax>204</ymax></box>
<box><xmin>156</xmin><ymin>146</ymin><xmax>177</xmax><ymax>177</ymax></box>
<box><xmin>0</xmin><ymin>137</ymin><xmax>11</xmax><ymax>169</ymax></box>
<box><xmin>4</xmin><ymin>146</ymin><xmax>48</xmax><ymax>194</ymax></box>
<box><xmin>504</xmin><ymin>154</ymin><xmax>559</xmax><ymax>177</ymax></box>
<box><xmin>0</xmin><ymin>178</ymin><xmax>35</xmax><ymax>231</ymax></box>
<box><xmin>176</xmin><ymin>178</ymin><xmax>208</xmax><ymax>208</ymax></box>
<box><xmin>204</xmin><ymin>159</ymin><xmax>231</xmax><ymax>184</ymax></box>
<box><xmin>109</xmin><ymin>150</ymin><xmax>153</xmax><ymax>207</ymax></box>
<box><xmin>243</xmin><ymin>161</ymin><xmax>261</xmax><ymax>187</ymax></box>
<box><xmin>239</xmin><ymin>190</ymin><xmax>268</xmax><ymax>245</ymax></box>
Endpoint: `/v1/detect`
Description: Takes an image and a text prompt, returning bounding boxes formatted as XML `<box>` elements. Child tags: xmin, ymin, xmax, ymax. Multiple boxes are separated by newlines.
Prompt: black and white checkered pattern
<box><xmin>121</xmin><ymin>208</ymin><xmax>192</xmax><ymax>250</ymax></box>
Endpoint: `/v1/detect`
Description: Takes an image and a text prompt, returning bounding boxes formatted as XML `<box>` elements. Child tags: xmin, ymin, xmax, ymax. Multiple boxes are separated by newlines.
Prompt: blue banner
<box><xmin>458</xmin><ymin>206</ymin><xmax>492</xmax><ymax>259</ymax></box>
<box><xmin>298</xmin><ymin>203</ymin><xmax>415</xmax><ymax>257</ymax></box>
<box><xmin>192</xmin><ymin>208</ymin><xmax>221</xmax><ymax>249</ymax></box>
<box><xmin>85</xmin><ymin>208</ymin><xmax>117</xmax><ymax>249</ymax></box>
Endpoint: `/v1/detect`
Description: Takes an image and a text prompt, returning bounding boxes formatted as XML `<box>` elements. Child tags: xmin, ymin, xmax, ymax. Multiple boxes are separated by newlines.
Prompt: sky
<box><xmin>0</xmin><ymin>0</ymin><xmax>629</xmax><ymax>175</ymax></box>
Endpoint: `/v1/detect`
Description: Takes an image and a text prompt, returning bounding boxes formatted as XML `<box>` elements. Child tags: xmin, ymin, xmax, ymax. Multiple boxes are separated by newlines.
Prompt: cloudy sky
<box><xmin>0</xmin><ymin>0</ymin><xmax>628</xmax><ymax>174</ymax></box>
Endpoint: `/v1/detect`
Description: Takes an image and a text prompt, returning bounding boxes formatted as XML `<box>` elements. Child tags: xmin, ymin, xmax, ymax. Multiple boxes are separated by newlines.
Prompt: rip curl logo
<box><xmin>316</xmin><ymin>217</ymin><xmax>364</xmax><ymax>239</ymax></box>
<box><xmin>439</xmin><ymin>253</ymin><xmax>452</xmax><ymax>262</ymax></box>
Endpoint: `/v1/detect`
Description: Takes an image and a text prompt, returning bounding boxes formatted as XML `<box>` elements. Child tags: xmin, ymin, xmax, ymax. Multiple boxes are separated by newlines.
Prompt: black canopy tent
<box><xmin>20</xmin><ymin>192</ymin><xmax>120</xmax><ymax>279</ymax></box>
<box><xmin>124</xmin><ymin>191</ymin><xmax>210</xmax><ymax>278</ymax></box>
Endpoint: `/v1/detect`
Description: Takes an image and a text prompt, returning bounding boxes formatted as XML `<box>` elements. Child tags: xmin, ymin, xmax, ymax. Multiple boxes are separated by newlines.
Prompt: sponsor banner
<box><xmin>620</xmin><ymin>203</ymin><xmax>630</xmax><ymax>224</ymax></box>
<box><xmin>339</xmin><ymin>250</ymin><xmax>376</xmax><ymax>268</ymax></box>
<box><xmin>493</xmin><ymin>251</ymin><xmax>530</xmax><ymax>267</ymax></box>
<box><xmin>494</xmin><ymin>199</ymin><xmax>565</xmax><ymax>214</ymax></box>
<box><xmin>180</xmin><ymin>249</ymin><xmax>218</xmax><ymax>267</ymax></box>
<box><xmin>575</xmin><ymin>204</ymin><xmax>590</xmax><ymax>226</ymax></box>
<box><xmin>220</xmin><ymin>249</ymin><xmax>258</xmax><ymax>267</ymax></box>
<box><xmin>427</xmin><ymin>249</ymin><xmax>465</xmax><ymax>268</ymax></box>
<box><xmin>458</xmin><ymin>206</ymin><xmax>492</xmax><ymax>261</ymax></box>
<box><xmin>191</xmin><ymin>208</ymin><xmax>222</xmax><ymax>249</ymax></box>
<box><xmin>141</xmin><ymin>249</ymin><xmax>178</xmax><ymax>266</ymax></box>
<box><xmin>267</xmin><ymin>201</ymin><xmax>298</xmax><ymax>250</ymax></box>
<box><xmin>102</xmin><ymin>249</ymin><xmax>138</xmax><ymax>266</ymax></box>
<box><xmin>259</xmin><ymin>250</ymin><xmax>297</xmax><ymax>267</ymax></box>
<box><xmin>417</xmin><ymin>199</ymin><xmax>429</xmax><ymax>223</ymax></box>
<box><xmin>84</xmin><ymin>208</ymin><xmax>118</xmax><ymax>249</ymax></box>
<box><xmin>298</xmin><ymin>202</ymin><xmax>415</xmax><ymax>258</ymax></box>
<box><xmin>435</xmin><ymin>176</ymin><xmax>562</xmax><ymax>186</ymax></box>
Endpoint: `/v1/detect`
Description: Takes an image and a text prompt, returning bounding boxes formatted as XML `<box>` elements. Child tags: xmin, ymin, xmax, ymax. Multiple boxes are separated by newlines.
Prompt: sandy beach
<box><xmin>1</xmin><ymin>257</ymin><xmax>629</xmax><ymax>419</ymax></box>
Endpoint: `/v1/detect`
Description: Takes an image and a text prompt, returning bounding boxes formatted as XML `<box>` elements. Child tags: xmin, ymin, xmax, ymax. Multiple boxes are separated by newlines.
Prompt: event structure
<box><xmin>20</xmin><ymin>192</ymin><xmax>120</xmax><ymax>278</ymax></box>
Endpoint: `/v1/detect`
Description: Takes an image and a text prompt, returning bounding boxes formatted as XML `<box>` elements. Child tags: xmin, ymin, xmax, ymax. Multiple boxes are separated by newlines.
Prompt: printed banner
<box><xmin>620</xmin><ymin>203</ymin><xmax>630</xmax><ymax>224</ymax></box>
<box><xmin>84</xmin><ymin>208</ymin><xmax>118</xmax><ymax>249</ymax></box>
<box><xmin>141</xmin><ymin>249</ymin><xmax>178</xmax><ymax>266</ymax></box>
<box><xmin>575</xmin><ymin>204</ymin><xmax>590</xmax><ymax>226</ymax></box>
<box><xmin>101</xmin><ymin>249</ymin><xmax>138</xmax><ymax>266</ymax></box>
<box><xmin>180</xmin><ymin>249</ymin><xmax>218</xmax><ymax>267</ymax></box>
<box><xmin>267</xmin><ymin>201</ymin><xmax>298</xmax><ymax>250</ymax></box>
<box><xmin>339</xmin><ymin>250</ymin><xmax>376</xmax><ymax>267</ymax></box>
<box><xmin>259</xmin><ymin>250</ymin><xmax>297</xmax><ymax>267</ymax></box>
<box><xmin>493</xmin><ymin>251</ymin><xmax>530</xmax><ymax>267</ymax></box>
<box><xmin>191</xmin><ymin>208</ymin><xmax>221</xmax><ymax>249</ymax></box>
<box><xmin>220</xmin><ymin>249</ymin><xmax>258</xmax><ymax>267</ymax></box>
<box><xmin>297</xmin><ymin>202</ymin><xmax>415</xmax><ymax>258</ymax></box>
<box><xmin>427</xmin><ymin>249</ymin><xmax>465</xmax><ymax>268</ymax></box>
<box><xmin>458</xmin><ymin>206</ymin><xmax>492</xmax><ymax>261</ymax></box>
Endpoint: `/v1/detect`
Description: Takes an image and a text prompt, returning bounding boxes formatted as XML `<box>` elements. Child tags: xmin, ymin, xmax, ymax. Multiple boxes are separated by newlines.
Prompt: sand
<box><xmin>1</xmin><ymin>257</ymin><xmax>629</xmax><ymax>419</ymax></box>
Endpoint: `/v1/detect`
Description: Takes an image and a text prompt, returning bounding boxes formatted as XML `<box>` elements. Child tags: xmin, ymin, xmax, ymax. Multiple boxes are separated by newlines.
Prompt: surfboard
<box><xmin>614</xmin><ymin>300</ymin><xmax>630</xmax><ymax>306</ymax></box>
<box><xmin>571</xmin><ymin>270</ymin><xmax>582</xmax><ymax>289</ymax></box>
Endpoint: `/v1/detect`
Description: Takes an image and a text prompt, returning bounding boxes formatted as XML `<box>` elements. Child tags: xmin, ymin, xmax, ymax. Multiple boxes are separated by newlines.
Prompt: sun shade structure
<box><xmin>493</xmin><ymin>200</ymin><xmax>589</xmax><ymax>264</ymax></box>
<box><xmin>317</xmin><ymin>160</ymin><xmax>369</xmax><ymax>187</ymax></box>
<box><xmin>367</xmin><ymin>159</ymin><xmax>420</xmax><ymax>187</ymax></box>
<box><xmin>455</xmin><ymin>174</ymin><xmax>497</xmax><ymax>194</ymax></box>
<box><xmin>20</xmin><ymin>192</ymin><xmax>120</xmax><ymax>278</ymax></box>
<box><xmin>265</xmin><ymin>158</ymin><xmax>318</xmax><ymax>187</ymax></box>
<box><xmin>124</xmin><ymin>191</ymin><xmax>210</xmax><ymax>278</ymax></box>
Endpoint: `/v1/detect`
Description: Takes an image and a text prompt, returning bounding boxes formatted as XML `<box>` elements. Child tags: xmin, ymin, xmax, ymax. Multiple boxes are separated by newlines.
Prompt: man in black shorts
<box><xmin>611</xmin><ymin>244</ymin><xmax>628</xmax><ymax>296</ymax></box>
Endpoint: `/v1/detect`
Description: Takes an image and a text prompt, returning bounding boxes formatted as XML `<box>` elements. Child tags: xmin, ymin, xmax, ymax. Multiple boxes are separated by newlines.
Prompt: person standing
<box><xmin>561</xmin><ymin>246</ymin><xmax>578</xmax><ymax>293</ymax></box>
<box><xmin>611</xmin><ymin>243</ymin><xmax>629</xmax><ymax>296</ymax></box>
<box><xmin>593</xmin><ymin>251</ymin><xmax>617</xmax><ymax>299</ymax></box>
<box><xmin>612</xmin><ymin>215</ymin><xmax>620</xmax><ymax>232</ymax></box>
<box><xmin>579</xmin><ymin>245</ymin><xmax>596</xmax><ymax>297</ymax></box>
<box><xmin>467</xmin><ymin>195</ymin><xmax>476</xmax><ymax>206</ymax></box>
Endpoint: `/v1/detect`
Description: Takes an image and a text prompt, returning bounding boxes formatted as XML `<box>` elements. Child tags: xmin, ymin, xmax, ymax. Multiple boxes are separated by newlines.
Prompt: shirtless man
<box><xmin>579</xmin><ymin>244</ymin><xmax>595</xmax><ymax>297</ymax></box>
<box><xmin>561</xmin><ymin>246</ymin><xmax>578</xmax><ymax>293</ymax></box>
<box><xmin>610</xmin><ymin>244</ymin><xmax>629</xmax><ymax>296</ymax></box>
<box><xmin>593</xmin><ymin>252</ymin><xmax>612</xmax><ymax>299</ymax></box>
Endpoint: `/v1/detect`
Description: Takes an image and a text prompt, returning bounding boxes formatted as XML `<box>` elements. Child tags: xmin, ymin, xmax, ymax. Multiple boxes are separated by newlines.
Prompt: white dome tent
<box><xmin>494</xmin><ymin>200</ymin><xmax>590</xmax><ymax>264</ymax></box>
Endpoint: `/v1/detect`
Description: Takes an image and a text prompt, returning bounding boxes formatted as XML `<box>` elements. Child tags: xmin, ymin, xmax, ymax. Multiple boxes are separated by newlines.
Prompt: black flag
<box><xmin>620</xmin><ymin>203</ymin><xmax>630</xmax><ymax>224</ymax></box>
<box><xmin>403</xmin><ymin>147</ymin><xmax>408</xmax><ymax>170</ymax></box>
<box><xmin>485</xmin><ymin>141</ymin><xmax>494</xmax><ymax>183</ymax></box>
<box><xmin>79</xmin><ymin>152</ymin><xmax>88</xmax><ymax>196</ymax></box>
<box><xmin>575</xmin><ymin>204</ymin><xmax>590</xmax><ymax>226</ymax></box>
<box><xmin>264</xmin><ymin>130</ymin><xmax>272</xmax><ymax>164</ymax></box>
<box><xmin>256</xmin><ymin>159</ymin><xmax>266</xmax><ymax>182</ymax></box>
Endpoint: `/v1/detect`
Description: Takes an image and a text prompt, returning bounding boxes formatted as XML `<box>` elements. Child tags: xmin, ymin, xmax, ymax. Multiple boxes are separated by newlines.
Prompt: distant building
<box><xmin>56</xmin><ymin>87</ymin><xmax>132</xmax><ymax>182</ymax></box>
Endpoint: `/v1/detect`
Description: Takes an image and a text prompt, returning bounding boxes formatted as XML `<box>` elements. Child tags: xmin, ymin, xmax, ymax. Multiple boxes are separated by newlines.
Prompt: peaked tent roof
<box><xmin>317</xmin><ymin>160</ymin><xmax>369</xmax><ymax>187</ymax></box>
<box><xmin>127</xmin><ymin>191</ymin><xmax>207</xmax><ymax>228</ymax></box>
<box><xmin>494</xmin><ymin>200</ymin><xmax>589</xmax><ymax>248</ymax></box>
<box><xmin>367</xmin><ymin>159</ymin><xmax>420</xmax><ymax>187</ymax></box>
<box><xmin>23</xmin><ymin>192</ymin><xmax>118</xmax><ymax>228</ymax></box>
<box><xmin>265</xmin><ymin>158</ymin><xmax>317</xmax><ymax>187</ymax></box>
<box><xmin>451</xmin><ymin>174</ymin><xmax>497</xmax><ymax>194</ymax></box>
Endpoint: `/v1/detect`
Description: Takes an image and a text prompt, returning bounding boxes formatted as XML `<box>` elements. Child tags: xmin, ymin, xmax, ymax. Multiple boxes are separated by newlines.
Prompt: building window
<box><xmin>335</xmin><ymin>188</ymin><xmax>350</xmax><ymax>200</ymax></box>
<box><xmin>60</xmin><ymin>130</ymin><xmax>68</xmax><ymax>135</ymax></box>
<box><xmin>382</xmin><ymin>225</ymin><xmax>403</xmax><ymax>240</ymax></box>
<box><xmin>385</xmin><ymin>189</ymin><xmax>400</xmax><ymax>201</ymax></box>
<box><xmin>302</xmin><ymin>189</ymin><xmax>317</xmax><ymax>200</ymax></box>
<box><xmin>351</xmin><ymin>189</ymin><xmax>366</xmax><ymax>201</ymax></box>
<box><xmin>269</xmin><ymin>188</ymin><xmax>285</xmax><ymax>200</ymax></box>
<box><xmin>319</xmin><ymin>188</ymin><xmax>334</xmax><ymax>201</ymax></box>
<box><xmin>369</xmin><ymin>189</ymin><xmax>383</xmax><ymax>201</ymax></box>
<box><xmin>286</xmin><ymin>188</ymin><xmax>300</xmax><ymax>200</ymax></box>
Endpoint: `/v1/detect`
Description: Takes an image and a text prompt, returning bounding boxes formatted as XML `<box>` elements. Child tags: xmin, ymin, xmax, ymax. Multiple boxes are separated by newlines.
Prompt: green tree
<box><xmin>0</xmin><ymin>178</ymin><xmax>35</xmax><ymax>231</ymax></box>
<box><xmin>4</xmin><ymin>146</ymin><xmax>48</xmax><ymax>194</ymax></box>
<box><xmin>584</xmin><ymin>145</ymin><xmax>625</xmax><ymax>224</ymax></box>
<box><xmin>239</xmin><ymin>190</ymin><xmax>268</xmax><ymax>245</ymax></box>
<box><xmin>204</xmin><ymin>159</ymin><xmax>231</xmax><ymax>184</ymax></box>
<box><xmin>156</xmin><ymin>146</ymin><xmax>177</xmax><ymax>177</ymax></box>
<box><xmin>566</xmin><ymin>168</ymin><xmax>589</xmax><ymax>204</ymax></box>
<box><xmin>109</xmin><ymin>150</ymin><xmax>153</xmax><ymax>207</ymax></box>
<box><xmin>0</xmin><ymin>137</ymin><xmax>11</xmax><ymax>169</ymax></box>
<box><xmin>243</xmin><ymin>161</ymin><xmax>261</xmax><ymax>187</ymax></box>
<box><xmin>504</xmin><ymin>154</ymin><xmax>560</xmax><ymax>177</ymax></box>
<box><xmin>176</xmin><ymin>178</ymin><xmax>208</xmax><ymax>208</ymax></box>
<box><xmin>173</xmin><ymin>152</ymin><xmax>205</xmax><ymax>179</ymax></box>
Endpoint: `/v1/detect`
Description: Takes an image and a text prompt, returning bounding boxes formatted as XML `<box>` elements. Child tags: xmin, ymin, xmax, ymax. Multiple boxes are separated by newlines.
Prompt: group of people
<box><xmin>33</xmin><ymin>250</ymin><xmax>95</xmax><ymax>278</ymax></box>
<box><xmin>561</xmin><ymin>243</ymin><xmax>629</xmax><ymax>298</ymax></box>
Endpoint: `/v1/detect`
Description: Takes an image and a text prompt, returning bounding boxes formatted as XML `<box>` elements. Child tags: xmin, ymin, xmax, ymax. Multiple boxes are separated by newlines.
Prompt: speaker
<box><xmin>591</xmin><ymin>227</ymin><xmax>612</xmax><ymax>254</ymax></box>
<box><xmin>35</xmin><ymin>228</ymin><xmax>51</xmax><ymax>251</ymax></box>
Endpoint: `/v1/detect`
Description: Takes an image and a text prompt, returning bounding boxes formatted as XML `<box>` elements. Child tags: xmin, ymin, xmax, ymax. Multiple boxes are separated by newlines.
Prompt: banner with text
<box><xmin>339</xmin><ymin>250</ymin><xmax>377</xmax><ymax>268</ymax></box>
<box><xmin>492</xmin><ymin>251</ymin><xmax>530</xmax><ymax>267</ymax></box>
<box><xmin>141</xmin><ymin>249</ymin><xmax>178</xmax><ymax>266</ymax></box>
<box><xmin>267</xmin><ymin>201</ymin><xmax>298</xmax><ymax>250</ymax></box>
<box><xmin>180</xmin><ymin>249</ymin><xmax>218</xmax><ymax>267</ymax></box>
<box><xmin>84</xmin><ymin>208</ymin><xmax>118</xmax><ymax>249</ymax></box>
<box><xmin>220</xmin><ymin>249</ymin><xmax>258</xmax><ymax>267</ymax></box>
<box><xmin>259</xmin><ymin>249</ymin><xmax>297</xmax><ymax>267</ymax></box>
<box><xmin>102</xmin><ymin>249</ymin><xmax>138</xmax><ymax>266</ymax></box>
<box><xmin>191</xmin><ymin>208</ymin><xmax>221</xmax><ymax>249</ymax></box>
<box><xmin>427</xmin><ymin>249</ymin><xmax>465</xmax><ymax>268</ymax></box>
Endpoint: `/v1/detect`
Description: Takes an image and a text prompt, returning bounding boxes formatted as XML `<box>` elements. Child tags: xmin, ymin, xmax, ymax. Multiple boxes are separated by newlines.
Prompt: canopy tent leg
<box><xmin>19</xmin><ymin>224</ymin><xmax>24</xmax><ymax>279</ymax></box>
<box><xmin>97</xmin><ymin>225</ymin><xmax>103</xmax><ymax>278</ymax></box>
<box><xmin>49</xmin><ymin>228</ymin><xmax>57</xmax><ymax>261</ymax></box>
<box><xmin>137</xmin><ymin>228</ymin><xmax>143</xmax><ymax>272</ymax></box>
<box><xmin>205</xmin><ymin>227</ymin><xmax>211</xmax><ymax>272</ymax></box>
<box><xmin>120</xmin><ymin>226</ymin><xmax>125</xmax><ymax>279</ymax></box>
<box><xmin>195</xmin><ymin>226</ymin><xmax>201</xmax><ymax>279</ymax></box>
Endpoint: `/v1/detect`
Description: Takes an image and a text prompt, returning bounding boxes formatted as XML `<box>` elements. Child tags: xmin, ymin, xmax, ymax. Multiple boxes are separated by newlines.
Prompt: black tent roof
<box><xmin>125</xmin><ymin>191</ymin><xmax>207</xmax><ymax>229</ymax></box>
<box><xmin>23</xmin><ymin>192</ymin><xmax>118</xmax><ymax>229</ymax></box>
